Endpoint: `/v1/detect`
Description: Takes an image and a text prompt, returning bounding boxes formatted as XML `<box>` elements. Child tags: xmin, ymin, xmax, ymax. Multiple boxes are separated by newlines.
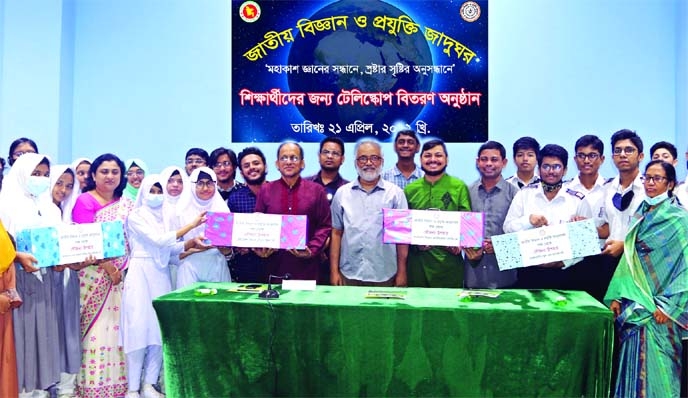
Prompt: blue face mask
<box><xmin>26</xmin><ymin>176</ymin><xmax>50</xmax><ymax>197</ymax></box>
<box><xmin>644</xmin><ymin>191</ymin><xmax>669</xmax><ymax>206</ymax></box>
<box><xmin>145</xmin><ymin>194</ymin><xmax>164</xmax><ymax>208</ymax></box>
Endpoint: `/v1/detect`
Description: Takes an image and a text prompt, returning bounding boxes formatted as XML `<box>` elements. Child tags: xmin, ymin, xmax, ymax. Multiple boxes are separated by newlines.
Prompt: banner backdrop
<box><xmin>232</xmin><ymin>0</ymin><xmax>488</xmax><ymax>143</ymax></box>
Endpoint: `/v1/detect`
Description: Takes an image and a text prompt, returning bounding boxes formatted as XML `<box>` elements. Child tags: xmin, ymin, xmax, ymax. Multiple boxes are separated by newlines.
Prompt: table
<box><xmin>153</xmin><ymin>284</ymin><xmax>613</xmax><ymax>397</ymax></box>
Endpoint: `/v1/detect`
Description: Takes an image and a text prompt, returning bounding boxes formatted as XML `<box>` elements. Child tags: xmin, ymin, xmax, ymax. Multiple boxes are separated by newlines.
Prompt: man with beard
<box><xmin>464</xmin><ymin>141</ymin><xmax>519</xmax><ymax>289</ymax></box>
<box><xmin>330</xmin><ymin>139</ymin><xmax>408</xmax><ymax>287</ymax></box>
<box><xmin>227</xmin><ymin>147</ymin><xmax>269</xmax><ymax>282</ymax></box>
<box><xmin>404</xmin><ymin>139</ymin><xmax>470</xmax><ymax>288</ymax></box>
<box><xmin>306</xmin><ymin>137</ymin><xmax>349</xmax><ymax>203</ymax></box>
<box><xmin>210</xmin><ymin>147</ymin><xmax>244</xmax><ymax>200</ymax></box>
<box><xmin>506</xmin><ymin>136</ymin><xmax>541</xmax><ymax>189</ymax></box>
<box><xmin>254</xmin><ymin>142</ymin><xmax>331</xmax><ymax>281</ymax></box>
<box><xmin>382</xmin><ymin>129</ymin><xmax>424</xmax><ymax>189</ymax></box>
<box><xmin>503</xmin><ymin>144</ymin><xmax>585</xmax><ymax>289</ymax></box>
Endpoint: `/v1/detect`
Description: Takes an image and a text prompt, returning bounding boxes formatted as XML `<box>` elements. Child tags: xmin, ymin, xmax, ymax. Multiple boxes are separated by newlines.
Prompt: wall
<box><xmin>0</xmin><ymin>0</ymin><xmax>684</xmax><ymax>182</ymax></box>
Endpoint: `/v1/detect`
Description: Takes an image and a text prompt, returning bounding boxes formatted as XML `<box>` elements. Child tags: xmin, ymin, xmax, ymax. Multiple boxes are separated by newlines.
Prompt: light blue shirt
<box><xmin>381</xmin><ymin>164</ymin><xmax>424</xmax><ymax>190</ymax></box>
<box><xmin>331</xmin><ymin>177</ymin><xmax>408</xmax><ymax>282</ymax></box>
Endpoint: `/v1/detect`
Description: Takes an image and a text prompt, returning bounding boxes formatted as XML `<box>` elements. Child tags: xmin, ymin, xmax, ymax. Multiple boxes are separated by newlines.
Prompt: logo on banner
<box><xmin>239</xmin><ymin>1</ymin><xmax>261</xmax><ymax>23</ymax></box>
<box><xmin>460</xmin><ymin>1</ymin><xmax>481</xmax><ymax>23</ymax></box>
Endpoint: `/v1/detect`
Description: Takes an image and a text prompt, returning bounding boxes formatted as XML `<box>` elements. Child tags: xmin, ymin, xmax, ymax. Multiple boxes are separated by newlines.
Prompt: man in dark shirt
<box><xmin>227</xmin><ymin>146</ymin><xmax>268</xmax><ymax>282</ymax></box>
<box><xmin>254</xmin><ymin>142</ymin><xmax>332</xmax><ymax>281</ymax></box>
<box><xmin>305</xmin><ymin>137</ymin><xmax>349</xmax><ymax>202</ymax></box>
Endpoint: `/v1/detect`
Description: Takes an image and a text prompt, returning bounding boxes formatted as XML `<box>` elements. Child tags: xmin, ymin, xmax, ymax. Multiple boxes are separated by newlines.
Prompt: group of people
<box><xmin>0</xmin><ymin>128</ymin><xmax>686</xmax><ymax>397</ymax></box>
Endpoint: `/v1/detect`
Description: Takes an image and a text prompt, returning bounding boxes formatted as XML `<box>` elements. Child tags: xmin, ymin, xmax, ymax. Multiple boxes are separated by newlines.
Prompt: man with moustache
<box><xmin>464</xmin><ymin>141</ymin><xmax>519</xmax><ymax>289</ymax></box>
<box><xmin>330</xmin><ymin>139</ymin><xmax>408</xmax><ymax>287</ymax></box>
<box><xmin>503</xmin><ymin>144</ymin><xmax>585</xmax><ymax>289</ymax></box>
<box><xmin>227</xmin><ymin>147</ymin><xmax>269</xmax><ymax>282</ymax></box>
<box><xmin>382</xmin><ymin>129</ymin><xmax>424</xmax><ymax>189</ymax></box>
<box><xmin>404</xmin><ymin>139</ymin><xmax>471</xmax><ymax>288</ymax></box>
<box><xmin>254</xmin><ymin>142</ymin><xmax>332</xmax><ymax>281</ymax></box>
<box><xmin>210</xmin><ymin>147</ymin><xmax>244</xmax><ymax>200</ymax></box>
<box><xmin>306</xmin><ymin>137</ymin><xmax>349</xmax><ymax>203</ymax></box>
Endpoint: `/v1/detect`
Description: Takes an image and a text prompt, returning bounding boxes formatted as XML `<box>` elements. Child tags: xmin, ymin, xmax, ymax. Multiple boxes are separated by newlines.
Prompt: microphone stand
<box><xmin>259</xmin><ymin>273</ymin><xmax>291</xmax><ymax>299</ymax></box>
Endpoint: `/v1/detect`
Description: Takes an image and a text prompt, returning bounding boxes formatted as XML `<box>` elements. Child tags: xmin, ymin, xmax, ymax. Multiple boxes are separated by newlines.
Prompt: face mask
<box><xmin>645</xmin><ymin>191</ymin><xmax>669</xmax><ymax>206</ymax></box>
<box><xmin>145</xmin><ymin>194</ymin><xmax>164</xmax><ymax>208</ymax></box>
<box><xmin>612</xmin><ymin>191</ymin><xmax>634</xmax><ymax>211</ymax></box>
<box><xmin>26</xmin><ymin>176</ymin><xmax>50</xmax><ymax>197</ymax></box>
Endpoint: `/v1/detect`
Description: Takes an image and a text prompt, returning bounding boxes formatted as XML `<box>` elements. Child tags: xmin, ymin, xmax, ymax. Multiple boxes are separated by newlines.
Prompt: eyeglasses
<box><xmin>279</xmin><ymin>155</ymin><xmax>301</xmax><ymax>163</ymax></box>
<box><xmin>320</xmin><ymin>150</ymin><xmax>342</xmax><ymax>158</ymax></box>
<box><xmin>613</xmin><ymin>147</ymin><xmax>637</xmax><ymax>156</ymax></box>
<box><xmin>186</xmin><ymin>158</ymin><xmax>206</xmax><ymax>165</ymax></box>
<box><xmin>126</xmin><ymin>170</ymin><xmax>144</xmax><ymax>177</ymax></box>
<box><xmin>213</xmin><ymin>161</ymin><xmax>233</xmax><ymax>169</ymax></box>
<box><xmin>195</xmin><ymin>180</ymin><xmax>216</xmax><ymax>188</ymax></box>
<box><xmin>356</xmin><ymin>155</ymin><xmax>383</xmax><ymax>164</ymax></box>
<box><xmin>540</xmin><ymin>164</ymin><xmax>563</xmax><ymax>171</ymax></box>
<box><xmin>12</xmin><ymin>150</ymin><xmax>36</xmax><ymax>158</ymax></box>
<box><xmin>575</xmin><ymin>153</ymin><xmax>600</xmax><ymax>161</ymax></box>
<box><xmin>641</xmin><ymin>175</ymin><xmax>668</xmax><ymax>184</ymax></box>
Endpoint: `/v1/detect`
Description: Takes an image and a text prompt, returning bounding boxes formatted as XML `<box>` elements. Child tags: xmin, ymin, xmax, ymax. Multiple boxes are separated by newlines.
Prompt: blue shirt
<box><xmin>331</xmin><ymin>178</ymin><xmax>408</xmax><ymax>282</ymax></box>
<box><xmin>381</xmin><ymin>164</ymin><xmax>424</xmax><ymax>190</ymax></box>
<box><xmin>465</xmin><ymin>177</ymin><xmax>518</xmax><ymax>288</ymax></box>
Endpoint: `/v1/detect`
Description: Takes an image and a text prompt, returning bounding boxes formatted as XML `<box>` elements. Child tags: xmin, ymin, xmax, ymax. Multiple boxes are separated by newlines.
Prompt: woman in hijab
<box><xmin>48</xmin><ymin>164</ymin><xmax>81</xmax><ymax>398</ymax></box>
<box><xmin>121</xmin><ymin>175</ymin><xmax>208</xmax><ymax>398</ymax></box>
<box><xmin>160</xmin><ymin>166</ymin><xmax>188</xmax><ymax>288</ymax></box>
<box><xmin>0</xmin><ymin>153</ymin><xmax>62</xmax><ymax>398</ymax></box>
<box><xmin>123</xmin><ymin>158</ymin><xmax>148</xmax><ymax>203</ymax></box>
<box><xmin>174</xmin><ymin>167</ymin><xmax>231</xmax><ymax>288</ymax></box>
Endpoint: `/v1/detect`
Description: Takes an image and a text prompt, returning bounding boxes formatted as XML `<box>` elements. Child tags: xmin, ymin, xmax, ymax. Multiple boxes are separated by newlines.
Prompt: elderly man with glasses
<box><xmin>253</xmin><ymin>141</ymin><xmax>332</xmax><ymax>281</ymax></box>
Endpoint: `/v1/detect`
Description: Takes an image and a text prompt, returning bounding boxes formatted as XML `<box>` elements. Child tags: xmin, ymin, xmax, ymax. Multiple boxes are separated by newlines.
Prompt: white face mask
<box><xmin>26</xmin><ymin>176</ymin><xmax>50</xmax><ymax>197</ymax></box>
<box><xmin>645</xmin><ymin>191</ymin><xmax>669</xmax><ymax>206</ymax></box>
<box><xmin>145</xmin><ymin>194</ymin><xmax>164</xmax><ymax>208</ymax></box>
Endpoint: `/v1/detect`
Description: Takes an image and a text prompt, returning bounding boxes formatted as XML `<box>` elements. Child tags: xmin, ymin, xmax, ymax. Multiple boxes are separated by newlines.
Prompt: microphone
<box><xmin>259</xmin><ymin>273</ymin><xmax>291</xmax><ymax>299</ymax></box>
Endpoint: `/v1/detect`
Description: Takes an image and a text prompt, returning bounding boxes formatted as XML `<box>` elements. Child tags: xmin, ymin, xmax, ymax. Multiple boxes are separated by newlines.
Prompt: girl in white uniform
<box><xmin>121</xmin><ymin>175</ymin><xmax>208</xmax><ymax>398</ymax></box>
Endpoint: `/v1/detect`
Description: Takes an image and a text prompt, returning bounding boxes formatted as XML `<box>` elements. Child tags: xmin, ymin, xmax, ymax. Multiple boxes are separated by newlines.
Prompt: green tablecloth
<box><xmin>153</xmin><ymin>284</ymin><xmax>613</xmax><ymax>397</ymax></box>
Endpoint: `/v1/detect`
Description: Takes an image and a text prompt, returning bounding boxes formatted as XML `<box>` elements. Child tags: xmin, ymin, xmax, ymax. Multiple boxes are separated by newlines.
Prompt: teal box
<box><xmin>15</xmin><ymin>221</ymin><xmax>126</xmax><ymax>267</ymax></box>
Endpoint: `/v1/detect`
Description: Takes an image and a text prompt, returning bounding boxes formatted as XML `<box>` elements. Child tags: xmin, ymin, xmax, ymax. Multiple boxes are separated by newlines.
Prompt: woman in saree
<box><xmin>0</xmin><ymin>221</ymin><xmax>22</xmax><ymax>398</ymax></box>
<box><xmin>71</xmin><ymin>153</ymin><xmax>133</xmax><ymax>398</ymax></box>
<box><xmin>605</xmin><ymin>159</ymin><xmax>688</xmax><ymax>397</ymax></box>
<box><xmin>0</xmin><ymin>153</ymin><xmax>63</xmax><ymax>397</ymax></box>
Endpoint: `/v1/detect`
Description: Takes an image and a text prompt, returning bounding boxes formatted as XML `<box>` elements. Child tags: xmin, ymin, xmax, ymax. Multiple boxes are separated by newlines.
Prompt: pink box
<box><xmin>383</xmin><ymin>208</ymin><xmax>483</xmax><ymax>247</ymax></box>
<box><xmin>205</xmin><ymin>212</ymin><xmax>307</xmax><ymax>249</ymax></box>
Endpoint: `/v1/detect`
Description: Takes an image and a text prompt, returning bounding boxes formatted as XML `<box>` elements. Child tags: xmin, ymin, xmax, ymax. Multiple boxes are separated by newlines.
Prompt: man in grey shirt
<box><xmin>330</xmin><ymin>139</ymin><xmax>409</xmax><ymax>286</ymax></box>
<box><xmin>464</xmin><ymin>141</ymin><xmax>519</xmax><ymax>288</ymax></box>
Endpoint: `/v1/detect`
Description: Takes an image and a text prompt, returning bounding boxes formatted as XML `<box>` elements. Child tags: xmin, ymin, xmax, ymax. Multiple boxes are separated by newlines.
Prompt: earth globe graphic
<box><xmin>287</xmin><ymin>0</ymin><xmax>433</xmax><ymax>139</ymax></box>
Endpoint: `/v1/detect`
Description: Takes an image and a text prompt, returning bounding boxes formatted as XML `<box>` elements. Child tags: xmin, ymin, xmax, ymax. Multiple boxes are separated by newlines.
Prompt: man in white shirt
<box><xmin>503</xmin><ymin>144</ymin><xmax>585</xmax><ymax>289</ymax></box>
<box><xmin>505</xmin><ymin>136</ymin><xmax>541</xmax><ymax>189</ymax></box>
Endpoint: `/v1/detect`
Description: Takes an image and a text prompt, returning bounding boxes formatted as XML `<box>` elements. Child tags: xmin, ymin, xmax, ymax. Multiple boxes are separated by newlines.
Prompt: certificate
<box><xmin>205</xmin><ymin>212</ymin><xmax>307</xmax><ymax>249</ymax></box>
<box><xmin>492</xmin><ymin>219</ymin><xmax>601</xmax><ymax>270</ymax></box>
<box><xmin>382</xmin><ymin>208</ymin><xmax>483</xmax><ymax>247</ymax></box>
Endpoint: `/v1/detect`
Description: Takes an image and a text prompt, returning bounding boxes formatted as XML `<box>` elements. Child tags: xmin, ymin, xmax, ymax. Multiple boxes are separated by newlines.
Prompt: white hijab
<box><xmin>175</xmin><ymin>167</ymin><xmax>228</xmax><ymax>238</ymax></box>
<box><xmin>129</xmin><ymin>174</ymin><xmax>172</xmax><ymax>265</ymax></box>
<box><xmin>49</xmin><ymin>164</ymin><xmax>80</xmax><ymax>223</ymax></box>
<box><xmin>0</xmin><ymin>153</ymin><xmax>62</xmax><ymax>236</ymax></box>
<box><xmin>160</xmin><ymin>165</ymin><xmax>188</xmax><ymax>231</ymax></box>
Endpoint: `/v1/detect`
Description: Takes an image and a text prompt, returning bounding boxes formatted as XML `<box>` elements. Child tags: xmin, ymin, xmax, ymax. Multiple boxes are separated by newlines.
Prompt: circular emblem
<box><xmin>239</xmin><ymin>1</ymin><xmax>261</xmax><ymax>23</ymax></box>
<box><xmin>460</xmin><ymin>1</ymin><xmax>481</xmax><ymax>23</ymax></box>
